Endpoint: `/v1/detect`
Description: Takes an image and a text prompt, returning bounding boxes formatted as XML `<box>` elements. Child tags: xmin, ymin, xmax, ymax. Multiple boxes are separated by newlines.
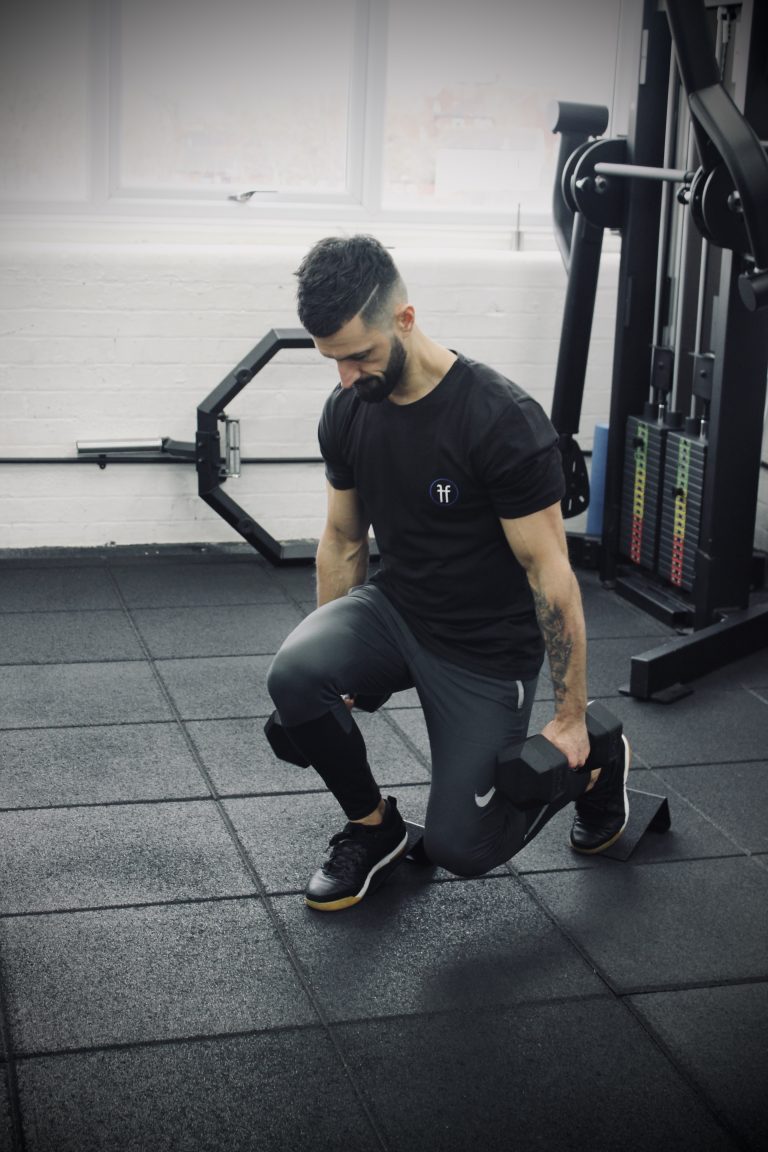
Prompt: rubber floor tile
<box><xmin>527</xmin><ymin>856</ymin><xmax>768</xmax><ymax>991</ymax></box>
<box><xmin>332</xmin><ymin>1000</ymin><xmax>741</xmax><ymax>1152</ymax></box>
<box><xmin>0</xmin><ymin>1072</ymin><xmax>14</xmax><ymax>1151</ymax></box>
<box><xmin>15</xmin><ymin>1030</ymin><xmax>382</xmax><ymax>1152</ymax></box>
<box><xmin>630</xmin><ymin>983</ymin><xmax>768</xmax><ymax>1152</ymax></box>
<box><xmin>570</xmin><ymin>635</ymin><xmax>672</xmax><ymax>697</ymax></box>
<box><xmin>0</xmin><ymin>723</ymin><xmax>207</xmax><ymax>809</ymax></box>
<box><xmin>185</xmin><ymin>716</ymin><xmax>319</xmax><ymax>795</ymax></box>
<box><xmin>0</xmin><ymin>663</ymin><xmax>172</xmax><ymax>730</ymax></box>
<box><xmin>270</xmin><ymin>876</ymin><xmax>607</xmax><ymax>1022</ymax></box>
<box><xmin>601</xmin><ymin>688</ymin><xmax>768</xmax><ymax>767</ymax></box>
<box><xmin>188</xmin><ymin>709</ymin><xmax>429</xmax><ymax>796</ymax></box>
<box><xmin>1</xmin><ymin>900</ymin><xmax>317</xmax><ymax>1053</ymax></box>
<box><xmin>0</xmin><ymin>610</ymin><xmax>145</xmax><ymax>666</ymax></box>
<box><xmin>154</xmin><ymin>655</ymin><xmax>274</xmax><ymax>719</ymax></box>
<box><xmin>0</xmin><ymin>801</ymin><xmax>256</xmax><ymax>914</ymax></box>
<box><xmin>579</xmin><ymin>582</ymin><xmax>675</xmax><ymax>640</ymax></box>
<box><xmin>0</xmin><ymin>566</ymin><xmax>121</xmax><ymax>613</ymax></box>
<box><xmin>650</xmin><ymin>760</ymin><xmax>768</xmax><ymax>853</ymax></box>
<box><xmin>130</xmin><ymin>602</ymin><xmax>303</xmax><ymax>659</ymax></box>
<box><xmin>111</xmin><ymin>560</ymin><xmax>285</xmax><ymax>608</ymax></box>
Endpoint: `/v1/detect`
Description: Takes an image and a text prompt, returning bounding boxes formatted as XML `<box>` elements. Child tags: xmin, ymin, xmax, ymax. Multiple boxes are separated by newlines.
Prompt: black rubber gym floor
<box><xmin>1</xmin><ymin>545</ymin><xmax>766</xmax><ymax>1152</ymax></box>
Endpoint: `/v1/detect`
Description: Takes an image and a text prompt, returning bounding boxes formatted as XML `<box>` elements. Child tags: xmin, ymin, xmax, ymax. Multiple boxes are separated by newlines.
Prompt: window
<box><xmin>382</xmin><ymin>0</ymin><xmax>629</xmax><ymax>221</ymax></box>
<box><xmin>0</xmin><ymin>0</ymin><xmax>92</xmax><ymax>202</ymax></box>
<box><xmin>0</xmin><ymin>0</ymin><xmax>640</xmax><ymax>234</ymax></box>
<box><xmin>115</xmin><ymin>0</ymin><xmax>359</xmax><ymax>199</ymax></box>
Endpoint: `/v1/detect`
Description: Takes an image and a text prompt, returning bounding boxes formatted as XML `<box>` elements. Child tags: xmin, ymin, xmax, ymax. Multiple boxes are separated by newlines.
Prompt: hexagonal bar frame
<box><xmin>196</xmin><ymin>327</ymin><xmax>318</xmax><ymax>565</ymax></box>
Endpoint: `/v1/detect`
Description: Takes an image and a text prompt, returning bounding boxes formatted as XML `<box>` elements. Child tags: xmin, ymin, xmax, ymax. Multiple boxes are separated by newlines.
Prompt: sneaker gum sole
<box><xmin>570</xmin><ymin>735</ymin><xmax>632</xmax><ymax>856</ymax></box>
<box><xmin>304</xmin><ymin>830</ymin><xmax>409</xmax><ymax>912</ymax></box>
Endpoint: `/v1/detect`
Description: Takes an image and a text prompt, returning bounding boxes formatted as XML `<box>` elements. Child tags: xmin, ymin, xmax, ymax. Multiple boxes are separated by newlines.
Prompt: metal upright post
<box><xmin>600</xmin><ymin>0</ymin><xmax>671</xmax><ymax>584</ymax></box>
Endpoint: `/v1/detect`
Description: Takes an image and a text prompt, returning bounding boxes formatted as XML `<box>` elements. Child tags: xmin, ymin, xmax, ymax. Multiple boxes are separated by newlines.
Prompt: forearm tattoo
<box><xmin>532</xmin><ymin>588</ymin><xmax>573</xmax><ymax>705</ymax></box>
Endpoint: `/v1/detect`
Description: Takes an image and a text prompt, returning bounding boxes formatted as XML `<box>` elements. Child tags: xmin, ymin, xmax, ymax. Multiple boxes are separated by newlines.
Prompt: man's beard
<box><xmin>353</xmin><ymin>337</ymin><xmax>407</xmax><ymax>403</ymax></box>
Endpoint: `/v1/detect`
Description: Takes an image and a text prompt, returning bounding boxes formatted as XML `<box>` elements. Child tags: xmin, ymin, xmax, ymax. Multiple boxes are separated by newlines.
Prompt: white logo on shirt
<box><xmin>429</xmin><ymin>478</ymin><xmax>460</xmax><ymax>506</ymax></box>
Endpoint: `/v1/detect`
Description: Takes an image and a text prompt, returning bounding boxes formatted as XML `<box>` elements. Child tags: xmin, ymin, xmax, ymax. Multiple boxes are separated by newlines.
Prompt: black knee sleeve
<box><xmin>282</xmin><ymin>710</ymin><xmax>381</xmax><ymax>821</ymax></box>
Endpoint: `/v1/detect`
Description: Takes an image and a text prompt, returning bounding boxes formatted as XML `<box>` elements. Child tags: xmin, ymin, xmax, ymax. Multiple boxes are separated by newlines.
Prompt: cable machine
<box><xmin>549</xmin><ymin>0</ymin><xmax>768</xmax><ymax>700</ymax></box>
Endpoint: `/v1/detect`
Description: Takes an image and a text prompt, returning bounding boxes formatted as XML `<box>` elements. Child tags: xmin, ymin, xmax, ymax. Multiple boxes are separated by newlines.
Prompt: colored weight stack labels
<box><xmin>619</xmin><ymin>415</ymin><xmax>666</xmax><ymax>571</ymax></box>
<box><xmin>657</xmin><ymin>431</ymin><xmax>707</xmax><ymax>591</ymax></box>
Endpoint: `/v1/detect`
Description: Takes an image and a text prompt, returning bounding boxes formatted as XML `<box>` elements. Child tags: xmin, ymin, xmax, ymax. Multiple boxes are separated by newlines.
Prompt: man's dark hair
<box><xmin>295</xmin><ymin>234</ymin><xmax>405</xmax><ymax>337</ymax></box>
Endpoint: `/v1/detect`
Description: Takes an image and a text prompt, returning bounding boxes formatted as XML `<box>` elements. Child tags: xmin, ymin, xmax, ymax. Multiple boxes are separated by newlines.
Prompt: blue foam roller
<box><xmin>586</xmin><ymin>422</ymin><xmax>609</xmax><ymax>536</ymax></box>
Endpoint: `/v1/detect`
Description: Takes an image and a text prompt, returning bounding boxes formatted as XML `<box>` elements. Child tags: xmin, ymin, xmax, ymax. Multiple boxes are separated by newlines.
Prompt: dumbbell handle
<box><xmin>496</xmin><ymin>701</ymin><xmax>623</xmax><ymax>807</ymax></box>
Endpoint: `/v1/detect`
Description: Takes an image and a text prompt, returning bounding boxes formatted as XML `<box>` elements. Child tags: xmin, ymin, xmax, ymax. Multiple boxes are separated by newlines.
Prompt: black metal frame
<box><xmin>194</xmin><ymin>327</ymin><xmax>321</xmax><ymax>565</ymax></box>
<box><xmin>551</xmin><ymin>0</ymin><xmax>768</xmax><ymax>699</ymax></box>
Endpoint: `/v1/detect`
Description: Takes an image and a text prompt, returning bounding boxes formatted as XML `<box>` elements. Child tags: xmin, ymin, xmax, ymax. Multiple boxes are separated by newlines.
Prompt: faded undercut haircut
<box><xmin>294</xmin><ymin>234</ymin><xmax>406</xmax><ymax>338</ymax></box>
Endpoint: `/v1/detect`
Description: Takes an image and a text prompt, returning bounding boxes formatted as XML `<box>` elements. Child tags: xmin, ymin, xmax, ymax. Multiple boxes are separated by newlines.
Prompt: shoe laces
<box><xmin>323</xmin><ymin>829</ymin><xmax>370</xmax><ymax>881</ymax></box>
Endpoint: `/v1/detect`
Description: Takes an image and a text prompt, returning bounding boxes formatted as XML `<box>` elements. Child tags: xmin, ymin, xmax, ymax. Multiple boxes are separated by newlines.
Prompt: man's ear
<box><xmin>395</xmin><ymin>304</ymin><xmax>416</xmax><ymax>334</ymax></box>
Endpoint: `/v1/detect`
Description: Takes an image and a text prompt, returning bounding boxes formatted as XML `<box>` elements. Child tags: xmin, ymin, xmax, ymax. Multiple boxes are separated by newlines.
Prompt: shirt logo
<box><xmin>429</xmin><ymin>478</ymin><xmax>459</xmax><ymax>506</ymax></box>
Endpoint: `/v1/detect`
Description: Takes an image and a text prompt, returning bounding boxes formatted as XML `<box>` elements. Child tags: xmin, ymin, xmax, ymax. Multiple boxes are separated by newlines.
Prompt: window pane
<box><xmin>0</xmin><ymin>1</ymin><xmax>91</xmax><ymax>202</ymax></box>
<box><xmin>116</xmin><ymin>0</ymin><xmax>357</xmax><ymax>195</ymax></box>
<box><xmin>382</xmin><ymin>0</ymin><xmax>625</xmax><ymax>214</ymax></box>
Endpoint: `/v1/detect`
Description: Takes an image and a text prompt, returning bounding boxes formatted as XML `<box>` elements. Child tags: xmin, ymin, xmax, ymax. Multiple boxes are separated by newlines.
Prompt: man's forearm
<box><xmin>316</xmin><ymin>528</ymin><xmax>369</xmax><ymax>606</ymax></box>
<box><xmin>528</xmin><ymin>564</ymin><xmax>587</xmax><ymax>720</ymax></box>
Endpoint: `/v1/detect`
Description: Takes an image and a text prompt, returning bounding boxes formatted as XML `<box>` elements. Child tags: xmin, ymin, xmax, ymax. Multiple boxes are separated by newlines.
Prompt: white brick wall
<box><xmin>2</xmin><ymin>233</ymin><xmax>765</xmax><ymax>554</ymax></box>
<box><xmin>0</xmin><ymin>237</ymin><xmax>619</xmax><ymax>550</ymax></box>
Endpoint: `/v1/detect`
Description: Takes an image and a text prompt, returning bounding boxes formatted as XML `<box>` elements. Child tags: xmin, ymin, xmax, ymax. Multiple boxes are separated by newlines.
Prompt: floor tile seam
<box><xmin>0</xmin><ymin>892</ymin><xmax>262</xmax><ymax>923</ymax></box>
<box><xmin>6</xmin><ymin>991</ymin><xmax>613</xmax><ymax>1064</ymax></box>
<box><xmin>0</xmin><ymin>648</ymin><xmax>284</xmax><ymax>669</ymax></box>
<box><xmin>9</xmin><ymin>1019</ymin><xmax>335</xmax><ymax>1065</ymax></box>
<box><xmin>0</xmin><ymin>953</ymin><xmax>26</xmax><ymax>1151</ymax></box>
<box><xmin>619</xmin><ymin>990</ymin><xmax>756</xmax><ymax>1152</ymax></box>
<box><xmin>0</xmin><ymin>785</ymin><xmax>431</xmax><ymax>815</ymax></box>
<box><xmin>618</xmin><ymin>974</ymin><xmax>768</xmax><ymax>998</ymax></box>
<box><xmin>650</xmin><ymin>758</ymin><xmax>768</xmax><ymax>771</ymax></box>
<box><xmin>0</xmin><ymin>598</ymin><xmax>294</xmax><ymax>616</ymax></box>
<box><xmin>643</xmin><ymin>766</ymin><xmax>765</xmax><ymax>859</ymax></box>
<box><xmin>0</xmin><ymin>657</ymin><xmax>152</xmax><ymax>670</ymax></box>
<box><xmin>100</xmin><ymin>570</ymin><xmax>392</xmax><ymax>1152</ymax></box>
<box><xmin>0</xmin><ymin>718</ymin><xmax>187</xmax><ymax>735</ymax></box>
<box><xmin>122</xmin><ymin>597</ymin><xmax>294</xmax><ymax>610</ymax></box>
<box><xmin>262</xmin><ymin>871</ymin><xmax>517</xmax><ymax>900</ymax></box>
<box><xmin>4</xmin><ymin>992</ymin><xmax>627</xmax><ymax>1079</ymax></box>
<box><xmin>0</xmin><ymin>794</ymin><xmax>214</xmax><ymax>815</ymax></box>
<box><xmin>379</xmin><ymin>709</ymin><xmax>432</xmax><ymax>770</ymax></box>
<box><xmin>514</xmin><ymin>849</ymin><xmax>752</xmax><ymax>875</ymax></box>
<box><xmin>323</xmin><ymin>991</ymin><xmax>614</xmax><ymax>1032</ymax></box>
<box><xmin>0</xmin><ymin>607</ymin><xmax>129</xmax><ymax>618</ymax></box>
<box><xmin>747</xmin><ymin>686</ymin><xmax>768</xmax><ymax>705</ymax></box>
<box><xmin>510</xmin><ymin>870</ymin><xmax>626</xmax><ymax>997</ymax></box>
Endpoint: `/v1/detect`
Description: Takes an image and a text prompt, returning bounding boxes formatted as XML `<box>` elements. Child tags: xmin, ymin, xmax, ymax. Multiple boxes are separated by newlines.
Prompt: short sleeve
<box><xmin>478</xmin><ymin>395</ymin><xmax>565</xmax><ymax>519</ymax></box>
<box><xmin>318</xmin><ymin>387</ymin><xmax>356</xmax><ymax>490</ymax></box>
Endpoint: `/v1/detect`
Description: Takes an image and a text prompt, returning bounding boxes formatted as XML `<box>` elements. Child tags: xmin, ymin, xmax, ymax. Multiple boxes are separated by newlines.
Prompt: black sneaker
<box><xmin>305</xmin><ymin>797</ymin><xmax>409</xmax><ymax>911</ymax></box>
<box><xmin>570</xmin><ymin>735</ymin><xmax>631</xmax><ymax>854</ymax></box>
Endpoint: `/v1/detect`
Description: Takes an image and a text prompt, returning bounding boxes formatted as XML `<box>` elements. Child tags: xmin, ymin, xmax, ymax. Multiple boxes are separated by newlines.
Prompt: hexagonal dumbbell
<box><xmin>496</xmin><ymin>700</ymin><xmax>623</xmax><ymax>806</ymax></box>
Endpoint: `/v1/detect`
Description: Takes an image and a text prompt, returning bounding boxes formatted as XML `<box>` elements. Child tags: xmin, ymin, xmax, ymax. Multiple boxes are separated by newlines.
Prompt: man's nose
<box><xmin>337</xmin><ymin>361</ymin><xmax>362</xmax><ymax>389</ymax></box>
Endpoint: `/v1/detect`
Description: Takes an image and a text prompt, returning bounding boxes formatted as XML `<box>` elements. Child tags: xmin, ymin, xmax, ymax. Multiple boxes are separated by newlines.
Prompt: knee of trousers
<box><xmin>422</xmin><ymin>831</ymin><xmax>495</xmax><ymax>879</ymax></box>
<box><xmin>423</xmin><ymin>808</ymin><xmax>528</xmax><ymax>878</ymax></box>
<box><xmin>266</xmin><ymin>642</ymin><xmax>337</xmax><ymax>725</ymax></box>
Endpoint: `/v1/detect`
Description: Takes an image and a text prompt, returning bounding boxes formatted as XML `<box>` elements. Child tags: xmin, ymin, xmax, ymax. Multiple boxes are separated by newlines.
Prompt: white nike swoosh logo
<box><xmin>475</xmin><ymin>786</ymin><xmax>496</xmax><ymax>808</ymax></box>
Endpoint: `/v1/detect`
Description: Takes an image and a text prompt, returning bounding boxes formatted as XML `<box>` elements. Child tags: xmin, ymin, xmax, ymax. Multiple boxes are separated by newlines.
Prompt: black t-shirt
<box><xmin>318</xmin><ymin>353</ymin><xmax>565</xmax><ymax>679</ymax></box>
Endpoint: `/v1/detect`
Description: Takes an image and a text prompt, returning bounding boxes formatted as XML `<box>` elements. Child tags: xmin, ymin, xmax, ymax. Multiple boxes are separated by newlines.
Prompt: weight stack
<box><xmin>619</xmin><ymin>413</ymin><xmax>668</xmax><ymax>571</ymax></box>
<box><xmin>657</xmin><ymin>427</ymin><xmax>707</xmax><ymax>591</ymax></box>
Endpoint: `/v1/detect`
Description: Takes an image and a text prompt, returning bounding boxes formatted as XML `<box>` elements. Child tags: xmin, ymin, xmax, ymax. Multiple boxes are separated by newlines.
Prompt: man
<box><xmin>267</xmin><ymin>235</ymin><xmax>629</xmax><ymax>911</ymax></box>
